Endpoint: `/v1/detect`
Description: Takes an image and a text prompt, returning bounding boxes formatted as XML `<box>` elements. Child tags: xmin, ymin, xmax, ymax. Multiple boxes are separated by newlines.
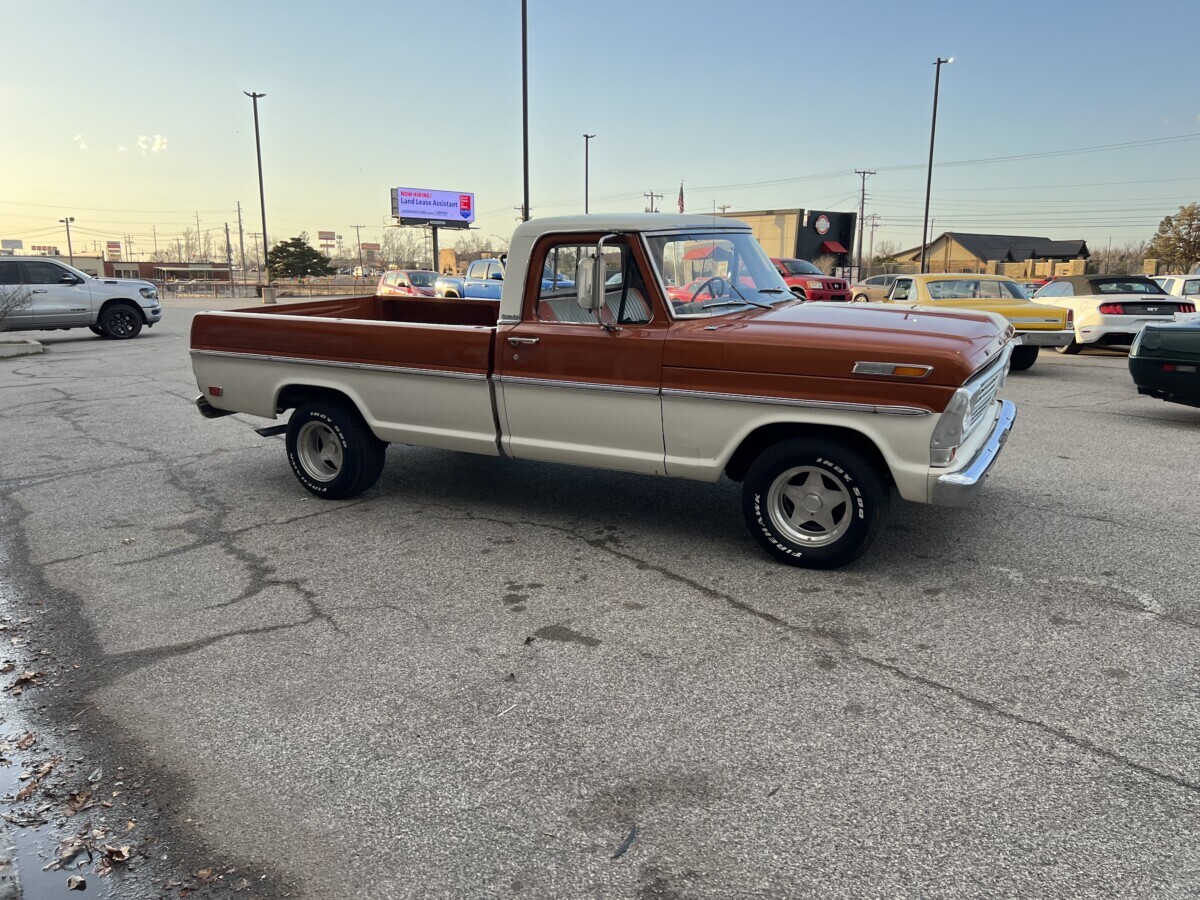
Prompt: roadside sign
<box><xmin>390</xmin><ymin>187</ymin><xmax>475</xmax><ymax>229</ymax></box>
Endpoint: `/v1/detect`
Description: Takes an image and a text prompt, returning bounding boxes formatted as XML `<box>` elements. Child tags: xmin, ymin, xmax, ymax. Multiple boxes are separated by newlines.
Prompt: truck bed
<box><xmin>191</xmin><ymin>294</ymin><xmax>505</xmax><ymax>457</ymax></box>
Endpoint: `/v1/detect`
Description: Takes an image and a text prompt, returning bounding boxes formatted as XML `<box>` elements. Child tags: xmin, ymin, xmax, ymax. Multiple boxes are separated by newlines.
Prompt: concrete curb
<box><xmin>0</xmin><ymin>339</ymin><xmax>43</xmax><ymax>359</ymax></box>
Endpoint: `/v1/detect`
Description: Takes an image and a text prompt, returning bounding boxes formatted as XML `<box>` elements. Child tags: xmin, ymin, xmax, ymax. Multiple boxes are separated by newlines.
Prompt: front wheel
<box><xmin>89</xmin><ymin>325</ymin><xmax>104</xmax><ymax>336</ymax></box>
<box><xmin>852</xmin><ymin>293</ymin><xmax>869</xmax><ymax>303</ymax></box>
<box><xmin>1055</xmin><ymin>340</ymin><xmax>1082</xmax><ymax>355</ymax></box>
<box><xmin>1010</xmin><ymin>345</ymin><xmax>1040</xmax><ymax>371</ymax></box>
<box><xmin>742</xmin><ymin>438</ymin><xmax>889</xmax><ymax>569</ymax></box>
<box><xmin>285</xmin><ymin>401</ymin><xmax>387</xmax><ymax>499</ymax></box>
<box><xmin>98</xmin><ymin>303</ymin><xmax>143</xmax><ymax>339</ymax></box>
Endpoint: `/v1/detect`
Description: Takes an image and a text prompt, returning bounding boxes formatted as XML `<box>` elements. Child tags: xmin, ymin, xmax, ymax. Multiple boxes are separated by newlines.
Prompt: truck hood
<box><xmin>94</xmin><ymin>276</ymin><xmax>156</xmax><ymax>291</ymax></box>
<box><xmin>665</xmin><ymin>300</ymin><xmax>1010</xmax><ymax>388</ymax></box>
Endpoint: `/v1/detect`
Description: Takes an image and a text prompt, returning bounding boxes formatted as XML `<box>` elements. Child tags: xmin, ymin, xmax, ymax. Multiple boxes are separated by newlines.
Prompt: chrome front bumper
<box><xmin>931</xmin><ymin>400</ymin><xmax>1017</xmax><ymax>507</ymax></box>
<box><xmin>1016</xmin><ymin>329</ymin><xmax>1073</xmax><ymax>347</ymax></box>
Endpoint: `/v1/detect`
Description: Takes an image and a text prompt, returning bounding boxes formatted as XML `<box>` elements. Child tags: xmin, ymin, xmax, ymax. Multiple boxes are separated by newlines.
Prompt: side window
<box><xmin>486</xmin><ymin>261</ymin><xmax>503</xmax><ymax>281</ymax></box>
<box><xmin>532</xmin><ymin>241</ymin><xmax>651</xmax><ymax>326</ymax></box>
<box><xmin>1160</xmin><ymin>279</ymin><xmax>1175</xmax><ymax>294</ymax></box>
<box><xmin>23</xmin><ymin>261</ymin><xmax>68</xmax><ymax>285</ymax></box>
<box><xmin>1039</xmin><ymin>281</ymin><xmax>1072</xmax><ymax>297</ymax></box>
<box><xmin>1184</xmin><ymin>280</ymin><xmax>1200</xmax><ymax>297</ymax></box>
<box><xmin>0</xmin><ymin>261</ymin><xmax>20</xmax><ymax>285</ymax></box>
<box><xmin>890</xmin><ymin>278</ymin><xmax>912</xmax><ymax>300</ymax></box>
<box><xmin>466</xmin><ymin>261</ymin><xmax>486</xmax><ymax>279</ymax></box>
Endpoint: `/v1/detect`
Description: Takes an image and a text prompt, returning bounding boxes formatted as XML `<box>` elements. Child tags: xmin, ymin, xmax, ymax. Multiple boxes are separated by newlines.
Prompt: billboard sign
<box><xmin>360</xmin><ymin>242</ymin><xmax>380</xmax><ymax>251</ymax></box>
<box><xmin>317</xmin><ymin>231</ymin><xmax>336</xmax><ymax>242</ymax></box>
<box><xmin>1</xmin><ymin>239</ymin><xmax>22</xmax><ymax>250</ymax></box>
<box><xmin>390</xmin><ymin>187</ymin><xmax>474</xmax><ymax>229</ymax></box>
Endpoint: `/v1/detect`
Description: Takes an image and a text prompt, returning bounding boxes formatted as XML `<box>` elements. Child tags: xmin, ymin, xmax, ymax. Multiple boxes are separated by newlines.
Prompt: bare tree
<box><xmin>0</xmin><ymin>285</ymin><xmax>32</xmax><ymax>330</ymax></box>
<box><xmin>1088</xmin><ymin>241</ymin><xmax>1147</xmax><ymax>276</ymax></box>
<box><xmin>453</xmin><ymin>233</ymin><xmax>500</xmax><ymax>267</ymax></box>
<box><xmin>381</xmin><ymin>228</ymin><xmax>428</xmax><ymax>269</ymax></box>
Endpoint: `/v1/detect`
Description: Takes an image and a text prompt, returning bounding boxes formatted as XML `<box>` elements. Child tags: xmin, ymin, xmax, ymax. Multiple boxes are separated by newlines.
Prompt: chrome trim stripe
<box><xmin>189</xmin><ymin>349</ymin><xmax>487</xmax><ymax>381</ymax></box>
<box><xmin>662</xmin><ymin>388</ymin><xmax>930</xmax><ymax>416</ymax></box>
<box><xmin>495</xmin><ymin>375</ymin><xmax>659</xmax><ymax>395</ymax></box>
<box><xmin>198</xmin><ymin>310</ymin><xmax>496</xmax><ymax>332</ymax></box>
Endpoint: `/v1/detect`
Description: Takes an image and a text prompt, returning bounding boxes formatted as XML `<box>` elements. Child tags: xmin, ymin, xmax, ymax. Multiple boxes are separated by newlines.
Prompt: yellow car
<box><xmin>884</xmin><ymin>273</ymin><xmax>1073</xmax><ymax>370</ymax></box>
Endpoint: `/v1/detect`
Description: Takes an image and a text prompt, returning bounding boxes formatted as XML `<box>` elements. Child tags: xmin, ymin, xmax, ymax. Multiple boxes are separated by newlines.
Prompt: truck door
<box><xmin>21</xmin><ymin>260</ymin><xmax>93</xmax><ymax>327</ymax></box>
<box><xmin>0</xmin><ymin>260</ymin><xmax>33</xmax><ymax>330</ymax></box>
<box><xmin>497</xmin><ymin>236</ymin><xmax>668</xmax><ymax>475</ymax></box>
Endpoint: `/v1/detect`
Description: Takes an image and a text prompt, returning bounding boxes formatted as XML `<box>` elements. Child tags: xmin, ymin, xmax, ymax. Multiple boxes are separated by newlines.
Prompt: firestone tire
<box><xmin>742</xmin><ymin>438</ymin><xmax>889</xmax><ymax>569</ymax></box>
<box><xmin>1010</xmin><ymin>345</ymin><xmax>1040</xmax><ymax>371</ymax></box>
<box><xmin>98</xmin><ymin>303</ymin><xmax>143</xmax><ymax>339</ymax></box>
<box><xmin>285</xmin><ymin>401</ymin><xmax>387</xmax><ymax>500</ymax></box>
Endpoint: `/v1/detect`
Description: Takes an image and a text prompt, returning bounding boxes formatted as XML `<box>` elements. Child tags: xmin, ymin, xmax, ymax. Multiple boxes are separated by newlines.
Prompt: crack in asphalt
<box><xmin>417</xmin><ymin>499</ymin><xmax>1200</xmax><ymax>799</ymax></box>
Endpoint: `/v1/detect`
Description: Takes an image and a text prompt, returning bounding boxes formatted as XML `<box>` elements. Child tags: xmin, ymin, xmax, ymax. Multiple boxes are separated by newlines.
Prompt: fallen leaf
<box><xmin>0</xmin><ymin>662</ymin><xmax>13</xmax><ymax>674</ymax></box>
<box><xmin>16</xmin><ymin>732</ymin><xmax>34</xmax><ymax>750</ymax></box>
<box><xmin>87</xmin><ymin>767</ymin><xmax>103</xmax><ymax>783</ymax></box>
<box><xmin>64</xmin><ymin>791</ymin><xmax>93</xmax><ymax>815</ymax></box>
<box><xmin>15</xmin><ymin>780</ymin><xmax>38</xmax><ymax>802</ymax></box>
<box><xmin>103</xmin><ymin>844</ymin><xmax>132</xmax><ymax>862</ymax></box>
<box><xmin>196</xmin><ymin>868</ymin><xmax>213</xmax><ymax>880</ymax></box>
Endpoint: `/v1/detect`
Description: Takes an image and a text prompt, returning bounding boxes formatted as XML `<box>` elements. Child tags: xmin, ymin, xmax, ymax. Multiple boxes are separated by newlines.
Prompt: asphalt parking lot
<box><xmin>2</xmin><ymin>303</ymin><xmax>1200</xmax><ymax>898</ymax></box>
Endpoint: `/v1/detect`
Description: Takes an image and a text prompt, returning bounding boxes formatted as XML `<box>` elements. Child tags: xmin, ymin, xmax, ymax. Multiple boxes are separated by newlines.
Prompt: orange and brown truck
<box><xmin>191</xmin><ymin>214</ymin><xmax>1016</xmax><ymax>569</ymax></box>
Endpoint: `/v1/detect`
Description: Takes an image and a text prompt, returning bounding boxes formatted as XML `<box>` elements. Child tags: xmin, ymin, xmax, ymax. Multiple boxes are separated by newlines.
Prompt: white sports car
<box><xmin>1033</xmin><ymin>275</ymin><xmax>1196</xmax><ymax>353</ymax></box>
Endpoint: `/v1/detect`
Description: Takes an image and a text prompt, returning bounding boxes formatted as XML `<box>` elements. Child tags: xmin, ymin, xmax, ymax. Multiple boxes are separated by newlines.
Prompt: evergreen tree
<box><xmin>269</xmin><ymin>233</ymin><xmax>334</xmax><ymax>278</ymax></box>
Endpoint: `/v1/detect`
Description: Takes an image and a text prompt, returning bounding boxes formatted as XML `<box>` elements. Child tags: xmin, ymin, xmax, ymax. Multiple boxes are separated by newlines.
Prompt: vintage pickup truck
<box><xmin>191</xmin><ymin>214</ymin><xmax>1017</xmax><ymax>569</ymax></box>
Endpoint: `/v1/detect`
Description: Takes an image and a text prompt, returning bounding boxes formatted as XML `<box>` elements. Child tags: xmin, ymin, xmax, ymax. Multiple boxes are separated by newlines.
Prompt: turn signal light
<box><xmin>1181</xmin><ymin>303</ymin><xmax>1196</xmax><ymax>313</ymax></box>
<box><xmin>1098</xmin><ymin>303</ymin><xmax>1125</xmax><ymax>314</ymax></box>
<box><xmin>893</xmin><ymin>365</ymin><xmax>932</xmax><ymax>378</ymax></box>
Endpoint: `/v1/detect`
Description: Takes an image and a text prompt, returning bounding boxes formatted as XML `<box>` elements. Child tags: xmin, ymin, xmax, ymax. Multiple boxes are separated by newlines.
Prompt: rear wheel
<box><xmin>853</xmin><ymin>293</ymin><xmax>869</xmax><ymax>303</ymax></box>
<box><xmin>1055</xmin><ymin>340</ymin><xmax>1082</xmax><ymax>355</ymax></box>
<box><xmin>89</xmin><ymin>325</ymin><xmax>104</xmax><ymax>336</ymax></box>
<box><xmin>285</xmin><ymin>401</ymin><xmax>387</xmax><ymax>499</ymax></box>
<box><xmin>98</xmin><ymin>303</ymin><xmax>142</xmax><ymax>339</ymax></box>
<box><xmin>742</xmin><ymin>438</ymin><xmax>889</xmax><ymax>569</ymax></box>
<box><xmin>1010</xmin><ymin>345</ymin><xmax>1040</xmax><ymax>371</ymax></box>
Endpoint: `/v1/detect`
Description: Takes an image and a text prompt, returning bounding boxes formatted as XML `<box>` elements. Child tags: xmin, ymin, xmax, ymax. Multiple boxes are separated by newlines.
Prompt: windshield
<box><xmin>779</xmin><ymin>258</ymin><xmax>823</xmax><ymax>276</ymax></box>
<box><xmin>647</xmin><ymin>231</ymin><xmax>793</xmax><ymax>318</ymax></box>
<box><xmin>408</xmin><ymin>271</ymin><xmax>437</xmax><ymax>287</ymax></box>
<box><xmin>926</xmin><ymin>278</ymin><xmax>1028</xmax><ymax>301</ymax></box>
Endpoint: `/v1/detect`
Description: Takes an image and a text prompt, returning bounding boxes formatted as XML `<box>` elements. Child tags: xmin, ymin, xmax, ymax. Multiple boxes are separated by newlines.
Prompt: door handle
<box><xmin>31</xmin><ymin>289</ymin><xmax>48</xmax><ymax>293</ymax></box>
<box><xmin>507</xmin><ymin>336</ymin><xmax>540</xmax><ymax>346</ymax></box>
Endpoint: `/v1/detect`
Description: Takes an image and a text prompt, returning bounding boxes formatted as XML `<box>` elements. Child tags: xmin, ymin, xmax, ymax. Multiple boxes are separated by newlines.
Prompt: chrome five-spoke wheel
<box><xmin>766</xmin><ymin>465</ymin><xmax>852</xmax><ymax>547</ymax></box>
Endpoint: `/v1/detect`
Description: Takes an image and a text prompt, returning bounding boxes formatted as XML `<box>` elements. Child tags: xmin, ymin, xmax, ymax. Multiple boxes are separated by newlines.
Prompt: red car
<box><xmin>377</xmin><ymin>269</ymin><xmax>439</xmax><ymax>298</ymax></box>
<box><xmin>770</xmin><ymin>258</ymin><xmax>851</xmax><ymax>302</ymax></box>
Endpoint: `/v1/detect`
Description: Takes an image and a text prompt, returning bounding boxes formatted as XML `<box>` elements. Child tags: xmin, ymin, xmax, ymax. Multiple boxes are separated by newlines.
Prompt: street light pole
<box><xmin>58</xmin><ymin>217</ymin><xmax>75</xmax><ymax>266</ymax></box>
<box><xmin>244</xmin><ymin>91</ymin><xmax>270</xmax><ymax>284</ymax></box>
<box><xmin>920</xmin><ymin>56</ymin><xmax>952</xmax><ymax>275</ymax></box>
<box><xmin>520</xmin><ymin>0</ymin><xmax>530</xmax><ymax>222</ymax></box>
<box><xmin>583</xmin><ymin>134</ymin><xmax>595</xmax><ymax>214</ymax></box>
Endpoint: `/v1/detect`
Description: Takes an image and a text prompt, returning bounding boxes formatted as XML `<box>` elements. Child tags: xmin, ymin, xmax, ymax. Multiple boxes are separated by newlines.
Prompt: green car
<box><xmin>1129</xmin><ymin>319</ymin><xmax>1200</xmax><ymax>409</ymax></box>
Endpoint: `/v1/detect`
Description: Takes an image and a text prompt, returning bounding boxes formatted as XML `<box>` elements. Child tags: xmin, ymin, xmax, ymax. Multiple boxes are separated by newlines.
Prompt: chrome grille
<box><xmin>964</xmin><ymin>360</ymin><xmax>1005</xmax><ymax>435</ymax></box>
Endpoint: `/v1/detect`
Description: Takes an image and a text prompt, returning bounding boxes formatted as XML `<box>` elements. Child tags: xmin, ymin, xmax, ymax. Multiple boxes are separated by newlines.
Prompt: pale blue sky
<box><xmin>3</xmin><ymin>0</ymin><xmax>1198</xmax><ymax>259</ymax></box>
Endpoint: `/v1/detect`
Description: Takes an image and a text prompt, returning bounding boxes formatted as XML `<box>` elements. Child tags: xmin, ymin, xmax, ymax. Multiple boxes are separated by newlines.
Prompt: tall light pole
<box><xmin>583</xmin><ymin>134</ymin><xmax>595</xmax><ymax>214</ymax></box>
<box><xmin>58</xmin><ymin>217</ymin><xmax>75</xmax><ymax>266</ymax></box>
<box><xmin>854</xmin><ymin>169</ymin><xmax>875</xmax><ymax>279</ymax></box>
<box><xmin>244</xmin><ymin>91</ymin><xmax>270</xmax><ymax>284</ymax></box>
<box><xmin>520</xmin><ymin>0</ymin><xmax>530</xmax><ymax>222</ymax></box>
<box><xmin>920</xmin><ymin>56</ymin><xmax>952</xmax><ymax>275</ymax></box>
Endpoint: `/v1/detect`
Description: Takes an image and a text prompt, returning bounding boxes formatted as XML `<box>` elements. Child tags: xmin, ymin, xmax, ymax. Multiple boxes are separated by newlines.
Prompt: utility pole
<box><xmin>868</xmin><ymin>214</ymin><xmax>880</xmax><ymax>271</ymax></box>
<box><xmin>195</xmin><ymin>211</ymin><xmax>202</xmax><ymax>261</ymax></box>
<box><xmin>352</xmin><ymin>224</ymin><xmax>365</xmax><ymax>270</ymax></box>
<box><xmin>125</xmin><ymin>234</ymin><xmax>134</xmax><ymax>262</ymax></box>
<box><xmin>225</xmin><ymin>223</ymin><xmax>234</xmax><ymax>288</ymax></box>
<box><xmin>244</xmin><ymin>91</ymin><xmax>270</xmax><ymax>284</ymax></box>
<box><xmin>854</xmin><ymin>169</ymin><xmax>876</xmax><ymax>280</ymax></box>
<box><xmin>152</xmin><ymin>225</ymin><xmax>158</xmax><ymax>259</ymax></box>
<box><xmin>920</xmin><ymin>57</ymin><xmax>953</xmax><ymax>274</ymax></box>
<box><xmin>513</xmin><ymin>205</ymin><xmax>531</xmax><ymax>222</ymax></box>
<box><xmin>643</xmin><ymin>191</ymin><xmax>663</xmax><ymax>213</ymax></box>
<box><xmin>249</xmin><ymin>233</ymin><xmax>262</xmax><ymax>275</ymax></box>
<box><xmin>236</xmin><ymin>202</ymin><xmax>246</xmax><ymax>285</ymax></box>
<box><xmin>58</xmin><ymin>217</ymin><xmax>75</xmax><ymax>266</ymax></box>
<box><xmin>718</xmin><ymin>205</ymin><xmax>732</xmax><ymax>213</ymax></box>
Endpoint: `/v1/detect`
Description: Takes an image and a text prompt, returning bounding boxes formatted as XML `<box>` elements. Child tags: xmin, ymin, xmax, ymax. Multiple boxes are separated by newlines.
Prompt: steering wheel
<box><xmin>688</xmin><ymin>276</ymin><xmax>728</xmax><ymax>304</ymax></box>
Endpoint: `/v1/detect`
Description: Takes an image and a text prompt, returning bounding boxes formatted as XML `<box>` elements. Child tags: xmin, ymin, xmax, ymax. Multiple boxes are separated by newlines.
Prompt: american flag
<box><xmin>677</xmin><ymin>182</ymin><xmax>685</xmax><ymax>213</ymax></box>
